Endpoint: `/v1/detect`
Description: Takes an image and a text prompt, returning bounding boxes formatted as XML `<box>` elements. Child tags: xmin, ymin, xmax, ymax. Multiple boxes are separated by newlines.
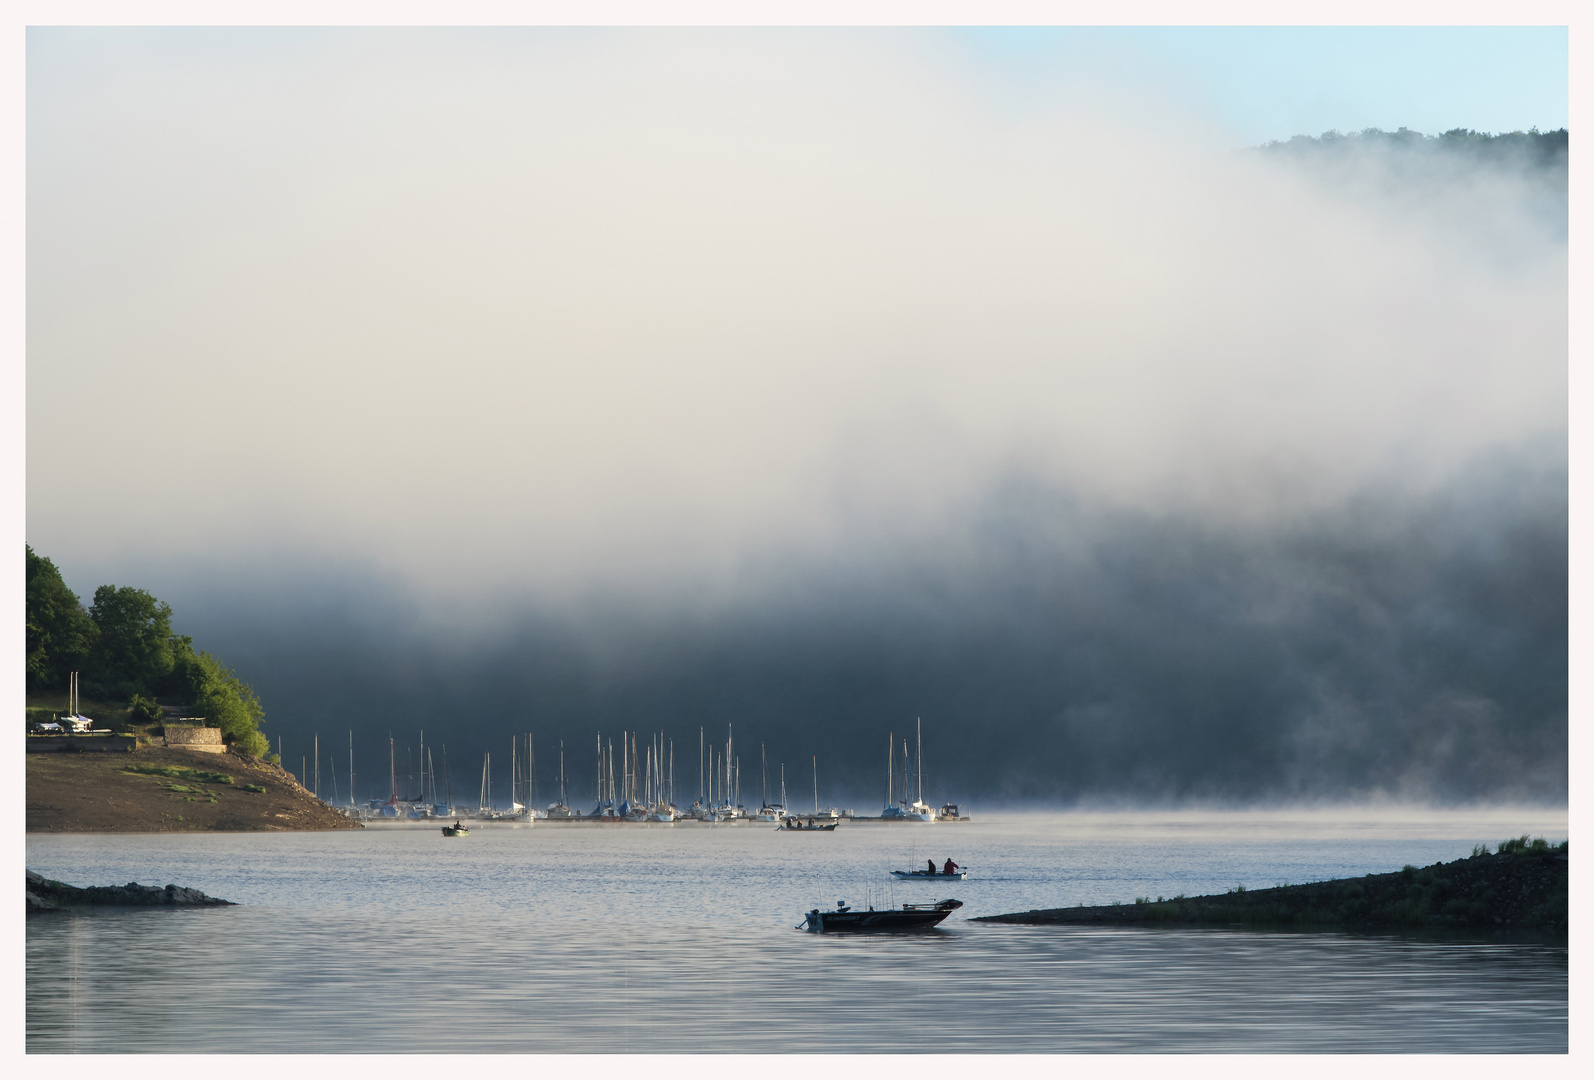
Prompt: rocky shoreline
<box><xmin>973</xmin><ymin>843</ymin><xmax>1568</xmax><ymax>934</ymax></box>
<box><xmin>27</xmin><ymin>870</ymin><xmax>235</xmax><ymax>913</ymax></box>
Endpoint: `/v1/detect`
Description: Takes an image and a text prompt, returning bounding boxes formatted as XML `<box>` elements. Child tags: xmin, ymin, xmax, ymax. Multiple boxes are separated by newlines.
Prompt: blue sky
<box><xmin>958</xmin><ymin>26</ymin><xmax>1569</xmax><ymax>144</ymax></box>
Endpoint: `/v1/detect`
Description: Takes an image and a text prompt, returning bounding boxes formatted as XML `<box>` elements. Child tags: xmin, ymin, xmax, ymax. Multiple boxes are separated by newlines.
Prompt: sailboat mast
<box><xmin>389</xmin><ymin>737</ymin><xmax>397</xmax><ymax>804</ymax></box>
<box><xmin>762</xmin><ymin>743</ymin><xmax>768</xmax><ymax>808</ymax></box>
<box><xmin>349</xmin><ymin>730</ymin><xmax>355</xmax><ymax>807</ymax></box>
<box><xmin>917</xmin><ymin>716</ymin><xmax>923</xmax><ymax>804</ymax></box>
<box><xmin>888</xmin><ymin>732</ymin><xmax>893</xmax><ymax>809</ymax></box>
<box><xmin>813</xmin><ymin>755</ymin><xmax>818</xmax><ymax>814</ymax></box>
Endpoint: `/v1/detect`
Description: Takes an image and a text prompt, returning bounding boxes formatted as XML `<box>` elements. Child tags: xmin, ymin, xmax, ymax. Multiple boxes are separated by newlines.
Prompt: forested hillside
<box><xmin>25</xmin><ymin>545</ymin><xmax>271</xmax><ymax>758</ymax></box>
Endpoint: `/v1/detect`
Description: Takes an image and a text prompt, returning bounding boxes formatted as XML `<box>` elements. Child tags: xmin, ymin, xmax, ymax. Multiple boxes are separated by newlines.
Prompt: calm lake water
<box><xmin>25</xmin><ymin>808</ymin><xmax>1568</xmax><ymax>1053</ymax></box>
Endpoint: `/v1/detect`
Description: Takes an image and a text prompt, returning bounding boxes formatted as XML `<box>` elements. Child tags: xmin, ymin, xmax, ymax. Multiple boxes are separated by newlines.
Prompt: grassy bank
<box><xmin>975</xmin><ymin>839</ymin><xmax>1568</xmax><ymax>934</ymax></box>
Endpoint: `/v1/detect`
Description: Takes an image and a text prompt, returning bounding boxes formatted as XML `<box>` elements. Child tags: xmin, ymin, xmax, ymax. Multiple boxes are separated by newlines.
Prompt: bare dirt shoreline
<box><xmin>27</xmin><ymin>745</ymin><xmax>362</xmax><ymax>833</ymax></box>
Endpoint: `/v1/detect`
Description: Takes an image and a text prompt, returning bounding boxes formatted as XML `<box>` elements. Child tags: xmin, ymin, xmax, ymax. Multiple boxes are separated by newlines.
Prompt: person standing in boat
<box><xmin>943</xmin><ymin>858</ymin><xmax>958</xmax><ymax>876</ymax></box>
<box><xmin>927</xmin><ymin>859</ymin><xmax>936</xmax><ymax>875</ymax></box>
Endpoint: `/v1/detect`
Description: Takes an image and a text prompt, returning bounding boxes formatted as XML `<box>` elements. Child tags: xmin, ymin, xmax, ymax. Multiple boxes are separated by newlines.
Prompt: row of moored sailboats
<box><xmin>331</xmin><ymin>719</ymin><xmax>961</xmax><ymax>825</ymax></box>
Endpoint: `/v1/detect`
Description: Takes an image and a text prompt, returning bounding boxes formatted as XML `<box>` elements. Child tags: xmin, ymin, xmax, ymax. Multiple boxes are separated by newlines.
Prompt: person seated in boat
<box><xmin>927</xmin><ymin>859</ymin><xmax>937</xmax><ymax>875</ymax></box>
<box><xmin>943</xmin><ymin>858</ymin><xmax>958</xmax><ymax>875</ymax></box>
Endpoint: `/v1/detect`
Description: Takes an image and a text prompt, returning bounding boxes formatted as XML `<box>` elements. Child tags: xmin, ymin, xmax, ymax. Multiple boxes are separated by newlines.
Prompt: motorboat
<box><xmin>800</xmin><ymin>898</ymin><xmax>962</xmax><ymax>933</ymax></box>
<box><xmin>780</xmin><ymin>816</ymin><xmax>838</xmax><ymax>831</ymax></box>
<box><xmin>891</xmin><ymin>866</ymin><xmax>968</xmax><ymax>881</ymax></box>
<box><xmin>441</xmin><ymin>821</ymin><xmax>470</xmax><ymax>837</ymax></box>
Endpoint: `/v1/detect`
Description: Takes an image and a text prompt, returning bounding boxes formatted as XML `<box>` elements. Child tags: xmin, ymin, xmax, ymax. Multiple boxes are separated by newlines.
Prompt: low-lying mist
<box><xmin>112</xmin><ymin>444</ymin><xmax>1564</xmax><ymax>809</ymax></box>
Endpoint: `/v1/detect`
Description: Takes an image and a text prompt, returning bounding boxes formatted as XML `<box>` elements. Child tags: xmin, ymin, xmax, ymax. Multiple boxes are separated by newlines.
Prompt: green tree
<box><xmin>87</xmin><ymin>584</ymin><xmax>175</xmax><ymax>698</ymax></box>
<box><xmin>25</xmin><ymin>545</ymin><xmax>98</xmax><ymax>691</ymax></box>
<box><xmin>172</xmin><ymin>641</ymin><xmax>269</xmax><ymax>757</ymax></box>
<box><xmin>128</xmin><ymin>693</ymin><xmax>164</xmax><ymax>725</ymax></box>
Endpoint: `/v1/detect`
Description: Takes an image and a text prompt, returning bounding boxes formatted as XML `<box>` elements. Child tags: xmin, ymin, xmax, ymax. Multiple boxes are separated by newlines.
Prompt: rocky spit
<box><xmin>27</xmin><ymin>869</ymin><xmax>235</xmax><ymax>912</ymax></box>
<box><xmin>974</xmin><ymin>845</ymin><xmax>1568</xmax><ymax>933</ymax></box>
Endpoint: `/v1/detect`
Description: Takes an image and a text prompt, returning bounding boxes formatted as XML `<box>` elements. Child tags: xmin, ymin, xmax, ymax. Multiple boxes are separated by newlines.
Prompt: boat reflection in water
<box><xmin>800</xmin><ymin>898</ymin><xmax>962</xmax><ymax>932</ymax></box>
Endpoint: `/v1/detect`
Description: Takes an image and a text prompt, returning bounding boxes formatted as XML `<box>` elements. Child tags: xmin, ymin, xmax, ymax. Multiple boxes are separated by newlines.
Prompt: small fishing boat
<box><xmin>799</xmin><ymin>898</ymin><xmax>962</xmax><ymax>933</ymax></box>
<box><xmin>780</xmin><ymin>816</ymin><xmax>838</xmax><ymax>831</ymax></box>
<box><xmin>441</xmin><ymin>821</ymin><xmax>470</xmax><ymax>837</ymax></box>
<box><xmin>891</xmin><ymin>866</ymin><xmax>969</xmax><ymax>881</ymax></box>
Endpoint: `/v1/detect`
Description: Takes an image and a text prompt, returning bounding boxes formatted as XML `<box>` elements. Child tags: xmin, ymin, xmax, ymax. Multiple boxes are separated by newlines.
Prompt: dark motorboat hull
<box><xmin>802</xmin><ymin>899</ymin><xmax>962</xmax><ymax>932</ymax></box>
<box><xmin>890</xmin><ymin>870</ymin><xmax>968</xmax><ymax>880</ymax></box>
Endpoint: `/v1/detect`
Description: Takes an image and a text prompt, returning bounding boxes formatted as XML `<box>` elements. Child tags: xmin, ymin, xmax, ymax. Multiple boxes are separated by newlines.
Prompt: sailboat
<box><xmin>710</xmin><ymin>725</ymin><xmax>742</xmax><ymax>820</ymax></box>
<box><xmin>526</xmin><ymin>733</ymin><xmax>547</xmax><ymax>819</ymax></box>
<box><xmin>510</xmin><ymin>735</ymin><xmax>526</xmax><ymax>817</ymax></box>
<box><xmin>592</xmin><ymin>735</ymin><xmax>618</xmax><ymax>818</ymax></box>
<box><xmin>811</xmin><ymin>755</ymin><xmax>840</xmax><ymax>820</ymax></box>
<box><xmin>644</xmin><ymin>735</ymin><xmax>677</xmax><ymax>821</ymax></box>
<box><xmin>546</xmin><ymin>741</ymin><xmax>575</xmax><ymax>818</ymax></box>
<box><xmin>905</xmin><ymin>718</ymin><xmax>937</xmax><ymax>821</ymax></box>
<box><xmin>881</xmin><ymin>732</ymin><xmax>908</xmax><ymax>819</ymax></box>
<box><xmin>375</xmin><ymin>738</ymin><xmax>402</xmax><ymax>817</ymax></box>
<box><xmin>60</xmin><ymin>671</ymin><xmax>94</xmax><ymax>733</ymax></box>
<box><xmin>752</xmin><ymin>742</ymin><xmax>786</xmax><ymax>821</ymax></box>
<box><xmin>434</xmin><ymin>744</ymin><xmax>455</xmax><ymax>818</ymax></box>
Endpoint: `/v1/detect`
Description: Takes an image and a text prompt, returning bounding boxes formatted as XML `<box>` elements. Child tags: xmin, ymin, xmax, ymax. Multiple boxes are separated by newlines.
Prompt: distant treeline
<box><xmin>25</xmin><ymin>546</ymin><xmax>270</xmax><ymax>758</ymax></box>
<box><xmin>1257</xmin><ymin>126</ymin><xmax>1567</xmax><ymax>173</ymax></box>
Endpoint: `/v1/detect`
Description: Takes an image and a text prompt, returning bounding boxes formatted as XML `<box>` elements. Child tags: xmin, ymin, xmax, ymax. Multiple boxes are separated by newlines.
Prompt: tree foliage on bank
<box><xmin>24</xmin><ymin>545</ymin><xmax>270</xmax><ymax>757</ymax></box>
<box><xmin>25</xmin><ymin>546</ymin><xmax>97</xmax><ymax>689</ymax></box>
<box><xmin>1252</xmin><ymin>126</ymin><xmax>1569</xmax><ymax>246</ymax></box>
<box><xmin>1257</xmin><ymin>126</ymin><xmax>1568</xmax><ymax>172</ymax></box>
